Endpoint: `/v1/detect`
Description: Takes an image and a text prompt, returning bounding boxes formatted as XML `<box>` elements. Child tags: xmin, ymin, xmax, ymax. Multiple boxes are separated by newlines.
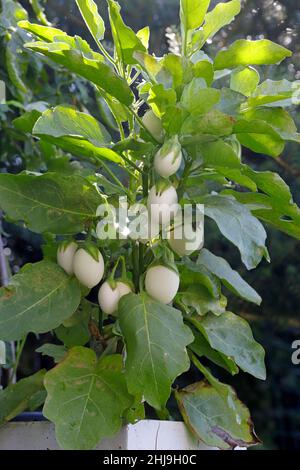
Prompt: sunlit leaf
<box><xmin>214</xmin><ymin>39</ymin><xmax>292</xmax><ymax>70</ymax></box>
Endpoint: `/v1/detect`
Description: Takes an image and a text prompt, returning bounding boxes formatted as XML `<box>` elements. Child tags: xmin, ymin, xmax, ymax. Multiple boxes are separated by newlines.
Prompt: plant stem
<box><xmin>121</xmin><ymin>153</ymin><xmax>142</xmax><ymax>173</ymax></box>
<box><xmin>9</xmin><ymin>336</ymin><xmax>27</xmax><ymax>385</ymax></box>
<box><xmin>132</xmin><ymin>242</ymin><xmax>140</xmax><ymax>291</ymax></box>
<box><xmin>97</xmin><ymin>41</ymin><xmax>117</xmax><ymax>67</ymax></box>
<box><xmin>177</xmin><ymin>158</ymin><xmax>193</xmax><ymax>200</ymax></box>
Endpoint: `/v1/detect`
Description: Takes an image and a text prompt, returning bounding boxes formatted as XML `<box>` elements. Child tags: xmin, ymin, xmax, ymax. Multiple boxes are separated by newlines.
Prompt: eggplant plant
<box><xmin>1</xmin><ymin>0</ymin><xmax>300</xmax><ymax>450</ymax></box>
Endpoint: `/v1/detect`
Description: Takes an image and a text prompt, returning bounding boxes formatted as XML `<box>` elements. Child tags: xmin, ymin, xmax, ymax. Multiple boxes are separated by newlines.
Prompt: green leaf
<box><xmin>55</xmin><ymin>317</ymin><xmax>90</xmax><ymax>348</ymax></box>
<box><xmin>43</xmin><ymin>348</ymin><xmax>133</xmax><ymax>450</ymax></box>
<box><xmin>214</xmin><ymin>39</ymin><xmax>292</xmax><ymax>70</ymax></box>
<box><xmin>18</xmin><ymin>20</ymin><xmax>67</xmax><ymax>41</ymax></box>
<box><xmin>197</xmin><ymin>249</ymin><xmax>261</xmax><ymax>305</ymax></box>
<box><xmin>33</xmin><ymin>106</ymin><xmax>122</xmax><ymax>163</ymax></box>
<box><xmin>222</xmin><ymin>169</ymin><xmax>300</xmax><ymax>240</ymax></box>
<box><xmin>181</xmin><ymin>110</ymin><xmax>234</xmax><ymax>138</ymax></box>
<box><xmin>180</xmin><ymin>0</ymin><xmax>210</xmax><ymax>31</ymax></box>
<box><xmin>241</xmin><ymin>107</ymin><xmax>298</xmax><ymax>142</ymax></box>
<box><xmin>107</xmin><ymin>0</ymin><xmax>146</xmax><ymax>65</ymax></box>
<box><xmin>137</xmin><ymin>26</ymin><xmax>150</xmax><ymax>49</ymax></box>
<box><xmin>0</xmin><ymin>370</ymin><xmax>46</xmax><ymax>426</ymax></box>
<box><xmin>246</xmin><ymin>79</ymin><xmax>300</xmax><ymax>108</ymax></box>
<box><xmin>197</xmin><ymin>140</ymin><xmax>241</xmax><ymax>168</ymax></box>
<box><xmin>192</xmin><ymin>0</ymin><xmax>241</xmax><ymax>51</ymax></box>
<box><xmin>179</xmin><ymin>258</ymin><xmax>221</xmax><ymax>298</ymax></box>
<box><xmin>189</xmin><ymin>328</ymin><xmax>239</xmax><ymax>375</ymax></box>
<box><xmin>179</xmin><ymin>284</ymin><xmax>227</xmax><ymax>316</ymax></box>
<box><xmin>0</xmin><ymin>260</ymin><xmax>81</xmax><ymax>341</ymax></box>
<box><xmin>5</xmin><ymin>33</ymin><xmax>29</xmax><ymax>98</ymax></box>
<box><xmin>148</xmin><ymin>84</ymin><xmax>177</xmax><ymax>117</ymax></box>
<box><xmin>0</xmin><ymin>172</ymin><xmax>101</xmax><ymax>234</ymax></box>
<box><xmin>76</xmin><ymin>0</ymin><xmax>105</xmax><ymax>44</ymax></box>
<box><xmin>36</xmin><ymin>344</ymin><xmax>67</xmax><ymax>363</ymax></box>
<box><xmin>230</xmin><ymin>67</ymin><xmax>260</xmax><ymax>97</ymax></box>
<box><xmin>202</xmin><ymin>194</ymin><xmax>267</xmax><ymax>270</ymax></box>
<box><xmin>181</xmin><ymin>78</ymin><xmax>220</xmax><ymax>115</ymax></box>
<box><xmin>175</xmin><ymin>366</ymin><xmax>260</xmax><ymax>449</ymax></box>
<box><xmin>234</xmin><ymin>119</ymin><xmax>284</xmax><ymax>157</ymax></box>
<box><xmin>13</xmin><ymin>109</ymin><xmax>42</xmax><ymax>133</ymax></box>
<box><xmin>193</xmin><ymin>58</ymin><xmax>214</xmax><ymax>86</ymax></box>
<box><xmin>118</xmin><ymin>293</ymin><xmax>193</xmax><ymax>409</ymax></box>
<box><xmin>191</xmin><ymin>311</ymin><xmax>266</xmax><ymax>379</ymax></box>
<box><xmin>23</xmin><ymin>37</ymin><xmax>134</xmax><ymax>105</ymax></box>
<box><xmin>215</xmin><ymin>88</ymin><xmax>244</xmax><ymax>116</ymax></box>
<box><xmin>34</xmin><ymin>106</ymin><xmax>110</xmax><ymax>145</ymax></box>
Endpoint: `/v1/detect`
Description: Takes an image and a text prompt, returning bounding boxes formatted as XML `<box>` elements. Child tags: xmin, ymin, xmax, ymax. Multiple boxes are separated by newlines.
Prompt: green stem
<box><xmin>189</xmin><ymin>351</ymin><xmax>206</xmax><ymax>376</ymax></box>
<box><xmin>139</xmin><ymin>243</ymin><xmax>144</xmax><ymax>278</ymax></box>
<box><xmin>177</xmin><ymin>158</ymin><xmax>193</xmax><ymax>200</ymax></box>
<box><xmin>132</xmin><ymin>243</ymin><xmax>140</xmax><ymax>291</ymax></box>
<box><xmin>121</xmin><ymin>153</ymin><xmax>142</xmax><ymax>173</ymax></box>
<box><xmin>97</xmin><ymin>41</ymin><xmax>117</xmax><ymax>67</ymax></box>
<box><xmin>9</xmin><ymin>336</ymin><xmax>27</xmax><ymax>384</ymax></box>
<box><xmin>129</xmin><ymin>70</ymin><xmax>141</xmax><ymax>86</ymax></box>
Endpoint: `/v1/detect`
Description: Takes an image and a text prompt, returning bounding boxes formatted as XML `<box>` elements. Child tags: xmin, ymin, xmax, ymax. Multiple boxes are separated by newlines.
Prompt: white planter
<box><xmin>0</xmin><ymin>419</ymin><xmax>217</xmax><ymax>450</ymax></box>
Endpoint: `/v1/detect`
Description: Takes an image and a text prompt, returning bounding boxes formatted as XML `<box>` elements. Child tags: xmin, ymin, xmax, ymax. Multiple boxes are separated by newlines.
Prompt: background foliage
<box><xmin>0</xmin><ymin>0</ymin><xmax>299</xmax><ymax>449</ymax></box>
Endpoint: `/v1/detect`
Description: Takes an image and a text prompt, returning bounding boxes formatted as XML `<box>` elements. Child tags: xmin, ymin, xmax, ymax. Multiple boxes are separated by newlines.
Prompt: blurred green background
<box><xmin>1</xmin><ymin>0</ymin><xmax>300</xmax><ymax>449</ymax></box>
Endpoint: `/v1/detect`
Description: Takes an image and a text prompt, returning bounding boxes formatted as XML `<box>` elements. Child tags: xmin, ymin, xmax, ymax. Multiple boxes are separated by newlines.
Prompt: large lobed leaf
<box><xmin>43</xmin><ymin>348</ymin><xmax>133</xmax><ymax>450</ymax></box>
<box><xmin>0</xmin><ymin>260</ymin><xmax>81</xmax><ymax>341</ymax></box>
<box><xmin>0</xmin><ymin>172</ymin><xmax>101</xmax><ymax>234</ymax></box>
<box><xmin>118</xmin><ymin>293</ymin><xmax>194</xmax><ymax>409</ymax></box>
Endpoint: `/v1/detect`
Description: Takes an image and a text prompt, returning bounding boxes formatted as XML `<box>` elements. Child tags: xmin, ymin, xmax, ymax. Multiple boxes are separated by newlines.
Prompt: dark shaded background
<box><xmin>1</xmin><ymin>0</ymin><xmax>300</xmax><ymax>449</ymax></box>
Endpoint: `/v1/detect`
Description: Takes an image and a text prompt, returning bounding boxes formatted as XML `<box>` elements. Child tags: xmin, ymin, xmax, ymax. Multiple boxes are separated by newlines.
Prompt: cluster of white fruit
<box><xmin>56</xmin><ymin>110</ymin><xmax>203</xmax><ymax>312</ymax></box>
<box><xmin>141</xmin><ymin>110</ymin><xmax>204</xmax><ymax>304</ymax></box>
<box><xmin>57</xmin><ymin>242</ymin><xmax>133</xmax><ymax>315</ymax></box>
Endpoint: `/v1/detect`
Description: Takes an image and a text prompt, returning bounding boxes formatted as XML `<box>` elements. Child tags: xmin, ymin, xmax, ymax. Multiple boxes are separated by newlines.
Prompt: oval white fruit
<box><xmin>154</xmin><ymin>147</ymin><xmax>182</xmax><ymax>178</ymax></box>
<box><xmin>142</xmin><ymin>110</ymin><xmax>164</xmax><ymax>143</ymax></box>
<box><xmin>57</xmin><ymin>242</ymin><xmax>78</xmax><ymax>275</ymax></box>
<box><xmin>73</xmin><ymin>248</ymin><xmax>104</xmax><ymax>288</ymax></box>
<box><xmin>147</xmin><ymin>185</ymin><xmax>179</xmax><ymax>225</ymax></box>
<box><xmin>98</xmin><ymin>281</ymin><xmax>120</xmax><ymax>315</ymax></box>
<box><xmin>116</xmin><ymin>281</ymin><xmax>132</xmax><ymax>299</ymax></box>
<box><xmin>145</xmin><ymin>265</ymin><xmax>180</xmax><ymax>304</ymax></box>
<box><xmin>98</xmin><ymin>281</ymin><xmax>132</xmax><ymax>315</ymax></box>
<box><xmin>168</xmin><ymin>224</ymin><xmax>204</xmax><ymax>256</ymax></box>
